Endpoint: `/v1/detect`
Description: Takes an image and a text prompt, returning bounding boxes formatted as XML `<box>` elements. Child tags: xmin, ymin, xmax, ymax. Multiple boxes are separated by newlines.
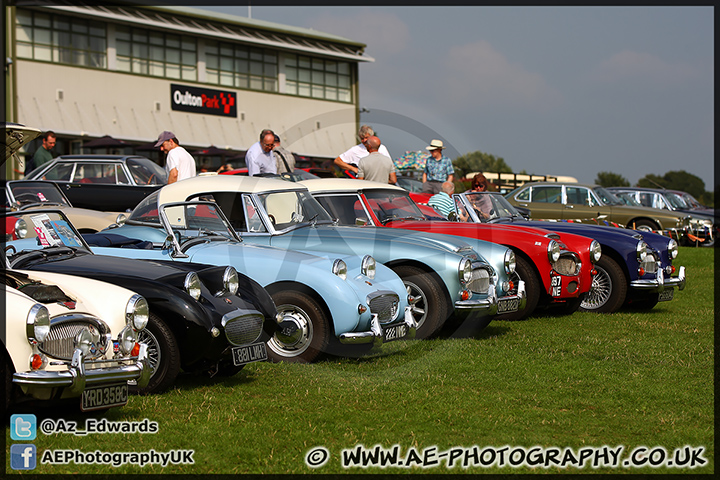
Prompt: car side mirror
<box><xmin>355</xmin><ymin>217</ymin><xmax>368</xmax><ymax>226</ymax></box>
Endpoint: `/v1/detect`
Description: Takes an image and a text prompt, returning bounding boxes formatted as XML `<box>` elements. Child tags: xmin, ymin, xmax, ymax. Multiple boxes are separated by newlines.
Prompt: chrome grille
<box><xmin>640</xmin><ymin>254</ymin><xmax>658</xmax><ymax>274</ymax></box>
<box><xmin>553</xmin><ymin>254</ymin><xmax>580</xmax><ymax>276</ymax></box>
<box><xmin>223</xmin><ymin>312</ymin><xmax>264</xmax><ymax>346</ymax></box>
<box><xmin>469</xmin><ymin>267</ymin><xmax>491</xmax><ymax>294</ymax></box>
<box><xmin>367</xmin><ymin>292</ymin><xmax>400</xmax><ymax>323</ymax></box>
<box><xmin>40</xmin><ymin>319</ymin><xmax>103</xmax><ymax>361</ymax></box>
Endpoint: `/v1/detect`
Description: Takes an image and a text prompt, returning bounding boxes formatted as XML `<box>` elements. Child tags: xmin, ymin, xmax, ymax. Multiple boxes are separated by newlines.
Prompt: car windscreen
<box><xmin>127</xmin><ymin>157</ymin><xmax>167</xmax><ymax>185</ymax></box>
<box><xmin>9</xmin><ymin>181</ymin><xmax>69</xmax><ymax>207</ymax></box>
<box><xmin>256</xmin><ymin>190</ymin><xmax>333</xmax><ymax>230</ymax></box>
<box><xmin>363</xmin><ymin>190</ymin><xmax>425</xmax><ymax>223</ymax></box>
<box><xmin>593</xmin><ymin>187</ymin><xmax>623</xmax><ymax>206</ymax></box>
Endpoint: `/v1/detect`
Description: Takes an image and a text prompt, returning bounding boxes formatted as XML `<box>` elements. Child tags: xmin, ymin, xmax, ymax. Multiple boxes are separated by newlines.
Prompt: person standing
<box><xmin>154</xmin><ymin>131</ymin><xmax>196</xmax><ymax>183</ymax></box>
<box><xmin>334</xmin><ymin>125</ymin><xmax>391</xmax><ymax>176</ymax></box>
<box><xmin>246</xmin><ymin>129</ymin><xmax>277</xmax><ymax>176</ymax></box>
<box><xmin>25</xmin><ymin>131</ymin><xmax>57</xmax><ymax>175</ymax></box>
<box><xmin>357</xmin><ymin>136</ymin><xmax>397</xmax><ymax>184</ymax></box>
<box><xmin>427</xmin><ymin>181</ymin><xmax>456</xmax><ymax>218</ymax></box>
<box><xmin>273</xmin><ymin>135</ymin><xmax>296</xmax><ymax>174</ymax></box>
<box><xmin>421</xmin><ymin>139</ymin><xmax>454</xmax><ymax>194</ymax></box>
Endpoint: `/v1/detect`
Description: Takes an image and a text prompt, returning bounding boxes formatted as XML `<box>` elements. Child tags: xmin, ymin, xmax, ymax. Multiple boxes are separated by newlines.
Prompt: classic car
<box><xmin>301</xmin><ymin>179</ymin><xmax>598</xmax><ymax>320</ymax></box>
<box><xmin>667</xmin><ymin>189</ymin><xmax>714</xmax><ymax>214</ymax></box>
<box><xmin>505</xmin><ymin>181</ymin><xmax>699</xmax><ymax>235</ymax></box>
<box><xmin>125</xmin><ymin>175</ymin><xmax>524</xmax><ymax>337</ymax></box>
<box><xmin>219</xmin><ymin>168</ymin><xmax>321</xmax><ymax>182</ymax></box>
<box><xmin>5</xmin><ymin>179</ymin><xmax>126</xmax><ymax>233</ymax></box>
<box><xmin>24</xmin><ymin>154</ymin><xmax>167</xmax><ymax>212</ymax></box>
<box><xmin>5</xmin><ymin>209</ymin><xmax>275</xmax><ymax>393</ymax></box>
<box><xmin>607</xmin><ymin>186</ymin><xmax>715</xmax><ymax>247</ymax></box>
<box><xmin>3</xmin><ymin>267</ymin><xmax>151</xmax><ymax>412</ymax></box>
<box><xmin>94</xmin><ymin>199</ymin><xmax>416</xmax><ymax>363</ymax></box>
<box><xmin>452</xmin><ymin>191</ymin><xmax>686</xmax><ymax>312</ymax></box>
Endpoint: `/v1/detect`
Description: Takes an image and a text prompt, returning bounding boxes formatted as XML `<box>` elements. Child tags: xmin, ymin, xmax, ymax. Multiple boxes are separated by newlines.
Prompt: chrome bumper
<box><xmin>13</xmin><ymin>343</ymin><xmax>151</xmax><ymax>397</ymax></box>
<box><xmin>454</xmin><ymin>280</ymin><xmax>527</xmax><ymax>316</ymax></box>
<box><xmin>338</xmin><ymin>306</ymin><xmax>417</xmax><ymax>346</ymax></box>
<box><xmin>629</xmin><ymin>266</ymin><xmax>686</xmax><ymax>292</ymax></box>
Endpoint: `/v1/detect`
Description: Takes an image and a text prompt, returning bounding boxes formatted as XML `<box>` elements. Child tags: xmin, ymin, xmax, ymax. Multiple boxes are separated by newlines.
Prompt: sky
<box><xmin>199</xmin><ymin>5</ymin><xmax>714</xmax><ymax>189</ymax></box>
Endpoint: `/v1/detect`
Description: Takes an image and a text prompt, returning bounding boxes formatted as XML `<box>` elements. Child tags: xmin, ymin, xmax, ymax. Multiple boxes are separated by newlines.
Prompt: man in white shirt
<box><xmin>246</xmin><ymin>129</ymin><xmax>278</xmax><ymax>176</ymax></box>
<box><xmin>334</xmin><ymin>125</ymin><xmax>391</xmax><ymax>176</ymax></box>
<box><xmin>155</xmin><ymin>131</ymin><xmax>196</xmax><ymax>183</ymax></box>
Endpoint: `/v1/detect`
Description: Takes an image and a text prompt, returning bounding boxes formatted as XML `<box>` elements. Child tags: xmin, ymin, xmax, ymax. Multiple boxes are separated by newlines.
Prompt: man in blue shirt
<box><xmin>422</xmin><ymin>139</ymin><xmax>454</xmax><ymax>194</ymax></box>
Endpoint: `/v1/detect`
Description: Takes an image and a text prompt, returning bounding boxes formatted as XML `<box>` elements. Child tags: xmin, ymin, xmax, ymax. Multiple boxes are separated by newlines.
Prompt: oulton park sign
<box><xmin>170</xmin><ymin>84</ymin><xmax>237</xmax><ymax>117</ymax></box>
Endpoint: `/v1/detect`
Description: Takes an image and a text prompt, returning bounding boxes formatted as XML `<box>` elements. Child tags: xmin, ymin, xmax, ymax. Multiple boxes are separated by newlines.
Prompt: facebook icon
<box><xmin>11</xmin><ymin>444</ymin><xmax>37</xmax><ymax>470</ymax></box>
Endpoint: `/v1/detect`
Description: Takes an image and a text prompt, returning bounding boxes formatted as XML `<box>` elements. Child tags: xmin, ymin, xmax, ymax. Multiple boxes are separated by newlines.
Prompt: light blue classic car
<box><xmin>114</xmin><ymin>176</ymin><xmax>526</xmax><ymax>339</ymax></box>
<box><xmin>88</xmin><ymin>200</ymin><xmax>415</xmax><ymax>363</ymax></box>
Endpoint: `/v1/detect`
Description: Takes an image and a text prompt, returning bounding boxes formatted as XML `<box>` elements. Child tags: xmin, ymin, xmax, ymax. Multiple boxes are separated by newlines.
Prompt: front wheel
<box><xmin>579</xmin><ymin>256</ymin><xmax>627</xmax><ymax>313</ymax></box>
<box><xmin>629</xmin><ymin>219</ymin><xmax>658</xmax><ymax>232</ymax></box>
<box><xmin>132</xmin><ymin>314</ymin><xmax>181</xmax><ymax>395</ymax></box>
<box><xmin>266</xmin><ymin>291</ymin><xmax>329</xmax><ymax>363</ymax></box>
<box><xmin>394</xmin><ymin>265</ymin><xmax>447</xmax><ymax>339</ymax></box>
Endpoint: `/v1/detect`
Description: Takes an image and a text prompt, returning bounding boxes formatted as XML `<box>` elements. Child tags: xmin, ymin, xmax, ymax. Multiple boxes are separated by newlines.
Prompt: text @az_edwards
<box><xmin>305</xmin><ymin>444</ymin><xmax>708</xmax><ymax>470</ymax></box>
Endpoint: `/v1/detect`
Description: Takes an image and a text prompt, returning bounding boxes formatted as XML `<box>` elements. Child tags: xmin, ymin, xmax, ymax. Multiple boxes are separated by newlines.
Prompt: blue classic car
<box><xmin>452</xmin><ymin>191</ymin><xmax>686</xmax><ymax>312</ymax></box>
<box><xmin>126</xmin><ymin>176</ymin><xmax>525</xmax><ymax>339</ymax></box>
<box><xmin>93</xmin><ymin>200</ymin><xmax>415</xmax><ymax>363</ymax></box>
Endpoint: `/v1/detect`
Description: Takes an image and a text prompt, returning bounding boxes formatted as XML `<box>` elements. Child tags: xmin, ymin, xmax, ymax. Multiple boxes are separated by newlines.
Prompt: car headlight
<box><xmin>636</xmin><ymin>240</ymin><xmax>648</xmax><ymax>261</ymax></box>
<box><xmin>74</xmin><ymin>327</ymin><xmax>96</xmax><ymax>357</ymax></box>
<box><xmin>184</xmin><ymin>272</ymin><xmax>202</xmax><ymax>300</ymax></box>
<box><xmin>361</xmin><ymin>255</ymin><xmax>376</xmax><ymax>279</ymax></box>
<box><xmin>590</xmin><ymin>240</ymin><xmax>602</xmax><ymax>263</ymax></box>
<box><xmin>26</xmin><ymin>304</ymin><xmax>50</xmax><ymax>343</ymax></box>
<box><xmin>332</xmin><ymin>259</ymin><xmax>347</xmax><ymax>280</ymax></box>
<box><xmin>14</xmin><ymin>218</ymin><xmax>27</xmax><ymax>239</ymax></box>
<box><xmin>222</xmin><ymin>266</ymin><xmax>240</xmax><ymax>296</ymax></box>
<box><xmin>125</xmin><ymin>294</ymin><xmax>149</xmax><ymax>331</ymax></box>
<box><xmin>117</xmin><ymin>324</ymin><xmax>137</xmax><ymax>355</ymax></box>
<box><xmin>667</xmin><ymin>238</ymin><xmax>679</xmax><ymax>260</ymax></box>
<box><xmin>547</xmin><ymin>240</ymin><xmax>560</xmax><ymax>263</ymax></box>
<box><xmin>458</xmin><ymin>257</ymin><xmax>473</xmax><ymax>285</ymax></box>
<box><xmin>504</xmin><ymin>249</ymin><xmax>516</xmax><ymax>274</ymax></box>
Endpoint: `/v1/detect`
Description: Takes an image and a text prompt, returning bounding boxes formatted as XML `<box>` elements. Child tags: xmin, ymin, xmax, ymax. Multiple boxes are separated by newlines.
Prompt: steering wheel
<box><xmin>268</xmin><ymin>214</ymin><xmax>276</xmax><ymax>226</ymax></box>
<box><xmin>146</xmin><ymin>174</ymin><xmax>156</xmax><ymax>185</ymax></box>
<box><xmin>5</xmin><ymin>245</ymin><xmax>16</xmax><ymax>255</ymax></box>
<box><xmin>14</xmin><ymin>193</ymin><xmax>41</xmax><ymax>204</ymax></box>
<box><xmin>180</xmin><ymin>237</ymin><xmax>210</xmax><ymax>253</ymax></box>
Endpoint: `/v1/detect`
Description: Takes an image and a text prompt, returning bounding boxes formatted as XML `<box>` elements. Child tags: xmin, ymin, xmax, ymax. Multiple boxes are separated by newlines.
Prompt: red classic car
<box><xmin>302</xmin><ymin>179</ymin><xmax>601</xmax><ymax>319</ymax></box>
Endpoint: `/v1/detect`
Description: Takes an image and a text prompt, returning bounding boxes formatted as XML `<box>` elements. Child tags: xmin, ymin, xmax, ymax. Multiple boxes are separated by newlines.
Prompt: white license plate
<box><xmin>498</xmin><ymin>298</ymin><xmax>520</xmax><ymax>313</ymax></box>
<box><xmin>232</xmin><ymin>342</ymin><xmax>268</xmax><ymax>366</ymax></box>
<box><xmin>550</xmin><ymin>275</ymin><xmax>562</xmax><ymax>297</ymax></box>
<box><xmin>383</xmin><ymin>324</ymin><xmax>408</xmax><ymax>342</ymax></box>
<box><xmin>658</xmin><ymin>288</ymin><xmax>674</xmax><ymax>302</ymax></box>
<box><xmin>81</xmin><ymin>383</ymin><xmax>128</xmax><ymax>412</ymax></box>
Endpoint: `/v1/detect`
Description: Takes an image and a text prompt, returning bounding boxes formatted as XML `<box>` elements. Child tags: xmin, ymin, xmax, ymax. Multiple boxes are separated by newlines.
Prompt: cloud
<box><xmin>441</xmin><ymin>40</ymin><xmax>562</xmax><ymax>111</ymax></box>
<box><xmin>591</xmin><ymin>50</ymin><xmax>700</xmax><ymax>88</ymax></box>
<box><xmin>309</xmin><ymin>10</ymin><xmax>410</xmax><ymax>56</ymax></box>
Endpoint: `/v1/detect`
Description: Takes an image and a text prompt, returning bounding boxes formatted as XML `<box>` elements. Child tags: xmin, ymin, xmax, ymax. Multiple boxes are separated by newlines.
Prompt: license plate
<box><xmin>81</xmin><ymin>383</ymin><xmax>128</xmax><ymax>412</ymax></box>
<box><xmin>550</xmin><ymin>275</ymin><xmax>562</xmax><ymax>297</ymax></box>
<box><xmin>232</xmin><ymin>342</ymin><xmax>268</xmax><ymax>366</ymax></box>
<box><xmin>658</xmin><ymin>288</ymin><xmax>674</xmax><ymax>302</ymax></box>
<box><xmin>383</xmin><ymin>324</ymin><xmax>408</xmax><ymax>342</ymax></box>
<box><xmin>498</xmin><ymin>297</ymin><xmax>519</xmax><ymax>313</ymax></box>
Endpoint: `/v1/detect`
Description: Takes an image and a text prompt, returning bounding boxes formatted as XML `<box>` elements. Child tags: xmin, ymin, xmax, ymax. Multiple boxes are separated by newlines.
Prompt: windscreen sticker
<box><xmin>37</xmin><ymin>192</ymin><xmax>47</xmax><ymax>202</ymax></box>
<box><xmin>30</xmin><ymin>214</ymin><xmax>82</xmax><ymax>247</ymax></box>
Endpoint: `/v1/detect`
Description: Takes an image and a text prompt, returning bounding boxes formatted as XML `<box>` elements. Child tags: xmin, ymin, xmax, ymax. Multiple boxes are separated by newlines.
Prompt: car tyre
<box><xmin>629</xmin><ymin>219</ymin><xmax>658</xmax><ymax>232</ymax></box>
<box><xmin>394</xmin><ymin>265</ymin><xmax>447</xmax><ymax>339</ymax></box>
<box><xmin>579</xmin><ymin>256</ymin><xmax>627</xmax><ymax>313</ymax></box>
<box><xmin>132</xmin><ymin>313</ymin><xmax>181</xmax><ymax>395</ymax></box>
<box><xmin>267</xmin><ymin>291</ymin><xmax>329</xmax><ymax>363</ymax></box>
<box><xmin>495</xmin><ymin>255</ymin><xmax>539</xmax><ymax>321</ymax></box>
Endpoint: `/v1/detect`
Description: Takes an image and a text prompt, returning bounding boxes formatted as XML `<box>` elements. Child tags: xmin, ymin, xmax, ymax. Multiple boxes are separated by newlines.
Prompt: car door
<box><xmin>563</xmin><ymin>186</ymin><xmax>610</xmax><ymax>221</ymax></box>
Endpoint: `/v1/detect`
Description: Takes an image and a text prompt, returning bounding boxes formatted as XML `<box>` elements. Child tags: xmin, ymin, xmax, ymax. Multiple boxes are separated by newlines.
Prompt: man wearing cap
<box><xmin>334</xmin><ymin>125</ymin><xmax>391</xmax><ymax>176</ymax></box>
<box><xmin>421</xmin><ymin>139</ymin><xmax>454</xmax><ymax>194</ymax></box>
<box><xmin>246</xmin><ymin>129</ymin><xmax>278</xmax><ymax>176</ymax></box>
<box><xmin>273</xmin><ymin>135</ymin><xmax>295</xmax><ymax>174</ymax></box>
<box><xmin>155</xmin><ymin>131</ymin><xmax>196</xmax><ymax>184</ymax></box>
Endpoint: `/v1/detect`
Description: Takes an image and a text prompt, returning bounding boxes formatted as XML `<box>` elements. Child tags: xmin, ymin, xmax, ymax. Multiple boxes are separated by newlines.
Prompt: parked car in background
<box><xmin>607</xmin><ymin>186</ymin><xmax>715</xmax><ymax>247</ymax></box>
<box><xmin>3</xmin><ymin>266</ymin><xmax>151</xmax><ymax>412</ymax></box>
<box><xmin>94</xmin><ymin>198</ymin><xmax>416</xmax><ymax>363</ymax></box>
<box><xmin>667</xmin><ymin>189</ymin><xmax>714</xmax><ymax>214</ymax></box>
<box><xmin>137</xmin><ymin>176</ymin><xmax>523</xmax><ymax>336</ymax></box>
<box><xmin>505</xmin><ymin>181</ymin><xmax>705</xmax><ymax>241</ymax></box>
<box><xmin>452</xmin><ymin>191</ymin><xmax>686</xmax><ymax>312</ymax></box>
<box><xmin>302</xmin><ymin>179</ymin><xmax>597</xmax><ymax>320</ymax></box>
<box><xmin>24</xmin><ymin>155</ymin><xmax>167</xmax><ymax>212</ymax></box>
<box><xmin>6</xmin><ymin>209</ymin><xmax>274</xmax><ymax>393</ymax></box>
<box><xmin>5</xmin><ymin>180</ymin><xmax>126</xmax><ymax>233</ymax></box>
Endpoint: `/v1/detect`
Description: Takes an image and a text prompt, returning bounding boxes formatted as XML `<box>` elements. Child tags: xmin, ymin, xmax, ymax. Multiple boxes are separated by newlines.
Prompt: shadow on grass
<box><xmin>170</xmin><ymin>367</ymin><xmax>260</xmax><ymax>392</ymax></box>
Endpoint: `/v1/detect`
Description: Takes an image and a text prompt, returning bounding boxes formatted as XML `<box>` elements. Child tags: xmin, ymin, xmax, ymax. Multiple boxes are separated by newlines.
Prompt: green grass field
<box><xmin>6</xmin><ymin>246</ymin><xmax>714</xmax><ymax>474</ymax></box>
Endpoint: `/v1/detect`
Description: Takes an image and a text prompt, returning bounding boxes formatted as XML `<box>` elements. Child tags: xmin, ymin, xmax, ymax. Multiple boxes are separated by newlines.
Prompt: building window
<box><xmin>205</xmin><ymin>41</ymin><xmax>277</xmax><ymax>92</ymax></box>
<box><xmin>16</xmin><ymin>9</ymin><xmax>106</xmax><ymax>68</ymax></box>
<box><xmin>115</xmin><ymin>25</ymin><xmax>197</xmax><ymax>81</ymax></box>
<box><xmin>283</xmin><ymin>54</ymin><xmax>352</xmax><ymax>103</ymax></box>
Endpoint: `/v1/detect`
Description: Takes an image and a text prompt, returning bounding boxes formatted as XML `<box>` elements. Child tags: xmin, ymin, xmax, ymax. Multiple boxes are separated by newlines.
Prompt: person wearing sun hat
<box><xmin>421</xmin><ymin>139</ymin><xmax>454</xmax><ymax>194</ymax></box>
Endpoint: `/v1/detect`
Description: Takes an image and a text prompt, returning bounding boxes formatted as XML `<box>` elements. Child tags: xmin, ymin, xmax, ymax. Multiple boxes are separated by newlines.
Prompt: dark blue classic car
<box><xmin>452</xmin><ymin>192</ymin><xmax>686</xmax><ymax>313</ymax></box>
